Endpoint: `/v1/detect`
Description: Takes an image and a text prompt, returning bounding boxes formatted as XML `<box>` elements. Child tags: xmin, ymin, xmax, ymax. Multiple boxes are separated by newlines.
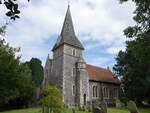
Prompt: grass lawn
<box><xmin>108</xmin><ymin>107</ymin><xmax>150</xmax><ymax>113</ymax></box>
<box><xmin>0</xmin><ymin>107</ymin><xmax>150</xmax><ymax>113</ymax></box>
<box><xmin>0</xmin><ymin>108</ymin><xmax>40</xmax><ymax>113</ymax></box>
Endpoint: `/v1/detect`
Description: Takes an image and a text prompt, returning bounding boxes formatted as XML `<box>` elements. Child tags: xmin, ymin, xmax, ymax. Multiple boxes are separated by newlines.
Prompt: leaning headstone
<box><xmin>100</xmin><ymin>101</ymin><xmax>107</xmax><ymax>113</ymax></box>
<box><xmin>127</xmin><ymin>101</ymin><xmax>139</xmax><ymax>113</ymax></box>
<box><xmin>93</xmin><ymin>106</ymin><xmax>102</xmax><ymax>113</ymax></box>
<box><xmin>116</xmin><ymin>99</ymin><xmax>123</xmax><ymax>108</ymax></box>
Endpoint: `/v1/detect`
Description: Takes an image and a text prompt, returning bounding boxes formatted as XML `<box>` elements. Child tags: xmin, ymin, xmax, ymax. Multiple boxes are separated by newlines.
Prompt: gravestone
<box><xmin>127</xmin><ymin>101</ymin><xmax>139</xmax><ymax>113</ymax></box>
<box><xmin>116</xmin><ymin>99</ymin><xmax>123</xmax><ymax>108</ymax></box>
<box><xmin>93</xmin><ymin>106</ymin><xmax>101</xmax><ymax>113</ymax></box>
<box><xmin>92</xmin><ymin>100</ymin><xmax>107</xmax><ymax>113</ymax></box>
<box><xmin>100</xmin><ymin>101</ymin><xmax>107</xmax><ymax>113</ymax></box>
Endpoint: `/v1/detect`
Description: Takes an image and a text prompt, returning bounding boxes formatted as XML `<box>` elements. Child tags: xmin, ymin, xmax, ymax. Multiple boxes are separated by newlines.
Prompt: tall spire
<box><xmin>52</xmin><ymin>5</ymin><xmax>84</xmax><ymax>51</ymax></box>
<box><xmin>60</xmin><ymin>4</ymin><xmax>75</xmax><ymax>38</ymax></box>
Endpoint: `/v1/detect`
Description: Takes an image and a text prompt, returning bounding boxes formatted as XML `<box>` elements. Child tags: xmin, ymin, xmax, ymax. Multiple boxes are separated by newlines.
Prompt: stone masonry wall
<box><xmin>63</xmin><ymin>44</ymin><xmax>82</xmax><ymax>107</ymax></box>
<box><xmin>89</xmin><ymin>81</ymin><xmax>120</xmax><ymax>105</ymax></box>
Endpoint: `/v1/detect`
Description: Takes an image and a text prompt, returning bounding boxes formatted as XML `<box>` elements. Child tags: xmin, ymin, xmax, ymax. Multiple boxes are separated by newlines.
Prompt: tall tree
<box><xmin>0</xmin><ymin>39</ymin><xmax>36</xmax><ymax>109</ymax></box>
<box><xmin>120</xmin><ymin>0</ymin><xmax>150</xmax><ymax>63</ymax></box>
<box><xmin>26</xmin><ymin>58</ymin><xmax>44</xmax><ymax>87</ymax></box>
<box><xmin>114</xmin><ymin>0</ymin><xmax>150</xmax><ymax>105</ymax></box>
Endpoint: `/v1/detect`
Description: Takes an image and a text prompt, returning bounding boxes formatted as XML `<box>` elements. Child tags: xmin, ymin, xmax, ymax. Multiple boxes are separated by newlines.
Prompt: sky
<box><xmin>0</xmin><ymin>0</ymin><xmax>135</xmax><ymax>70</ymax></box>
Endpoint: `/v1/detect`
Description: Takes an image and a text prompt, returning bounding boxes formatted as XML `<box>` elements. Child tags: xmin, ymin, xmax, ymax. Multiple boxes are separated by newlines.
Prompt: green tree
<box><xmin>114</xmin><ymin>0</ymin><xmax>150</xmax><ymax>105</ymax></box>
<box><xmin>113</xmin><ymin>43</ymin><xmax>150</xmax><ymax>105</ymax></box>
<box><xmin>14</xmin><ymin>64</ymin><xmax>36</xmax><ymax>107</ymax></box>
<box><xmin>0</xmin><ymin>0</ymin><xmax>29</xmax><ymax>20</ymax></box>
<box><xmin>25</xmin><ymin>58</ymin><xmax>44</xmax><ymax>87</ymax></box>
<box><xmin>0</xmin><ymin>39</ymin><xmax>36</xmax><ymax>109</ymax></box>
<box><xmin>120</xmin><ymin>0</ymin><xmax>150</xmax><ymax>63</ymax></box>
<box><xmin>0</xmin><ymin>39</ymin><xmax>20</xmax><ymax>104</ymax></box>
<box><xmin>39</xmin><ymin>85</ymin><xmax>64</xmax><ymax>113</ymax></box>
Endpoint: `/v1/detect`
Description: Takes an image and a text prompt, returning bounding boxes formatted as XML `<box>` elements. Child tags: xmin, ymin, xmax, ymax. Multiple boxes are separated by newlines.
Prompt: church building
<box><xmin>43</xmin><ymin>6</ymin><xmax>121</xmax><ymax>108</ymax></box>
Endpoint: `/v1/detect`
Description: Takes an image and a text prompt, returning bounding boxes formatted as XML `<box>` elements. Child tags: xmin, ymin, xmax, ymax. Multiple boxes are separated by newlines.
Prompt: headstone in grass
<box><xmin>116</xmin><ymin>99</ymin><xmax>122</xmax><ymax>108</ymax></box>
<box><xmin>93</xmin><ymin>101</ymin><xmax>107</xmax><ymax>113</ymax></box>
<box><xmin>100</xmin><ymin>101</ymin><xmax>107</xmax><ymax>113</ymax></box>
<box><xmin>93</xmin><ymin>106</ymin><xmax>102</xmax><ymax>113</ymax></box>
<box><xmin>127</xmin><ymin>100</ymin><xmax>139</xmax><ymax>113</ymax></box>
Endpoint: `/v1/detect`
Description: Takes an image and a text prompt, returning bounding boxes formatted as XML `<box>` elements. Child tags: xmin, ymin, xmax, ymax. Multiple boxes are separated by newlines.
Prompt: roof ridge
<box><xmin>86</xmin><ymin>64</ymin><xmax>108</xmax><ymax>70</ymax></box>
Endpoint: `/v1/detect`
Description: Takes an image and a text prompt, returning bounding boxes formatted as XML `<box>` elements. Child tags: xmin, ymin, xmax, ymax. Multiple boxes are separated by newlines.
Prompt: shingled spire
<box><xmin>52</xmin><ymin>5</ymin><xmax>84</xmax><ymax>51</ymax></box>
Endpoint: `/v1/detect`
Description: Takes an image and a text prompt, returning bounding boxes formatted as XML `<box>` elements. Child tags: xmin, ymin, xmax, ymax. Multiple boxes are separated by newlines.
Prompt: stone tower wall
<box><xmin>50</xmin><ymin>46</ymin><xmax>64</xmax><ymax>89</ymax></box>
<box><xmin>62</xmin><ymin>44</ymin><xmax>82</xmax><ymax>107</ymax></box>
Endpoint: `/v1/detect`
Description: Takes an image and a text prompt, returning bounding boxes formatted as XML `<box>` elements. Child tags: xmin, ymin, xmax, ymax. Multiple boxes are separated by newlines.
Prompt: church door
<box><xmin>83</xmin><ymin>94</ymin><xmax>86</xmax><ymax>105</ymax></box>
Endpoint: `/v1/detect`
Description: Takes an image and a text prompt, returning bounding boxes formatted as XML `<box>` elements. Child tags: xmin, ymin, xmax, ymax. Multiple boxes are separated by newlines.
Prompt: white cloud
<box><xmin>85</xmin><ymin>42</ymin><xmax>101</xmax><ymax>50</ymax></box>
<box><xmin>106</xmin><ymin>46</ymin><xmax>125</xmax><ymax>54</ymax></box>
<box><xmin>0</xmin><ymin>0</ymin><xmax>135</xmax><ymax>66</ymax></box>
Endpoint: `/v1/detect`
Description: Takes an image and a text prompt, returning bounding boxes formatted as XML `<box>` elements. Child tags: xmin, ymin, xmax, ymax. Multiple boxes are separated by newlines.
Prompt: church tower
<box><xmin>45</xmin><ymin>5</ymin><xmax>89</xmax><ymax>108</ymax></box>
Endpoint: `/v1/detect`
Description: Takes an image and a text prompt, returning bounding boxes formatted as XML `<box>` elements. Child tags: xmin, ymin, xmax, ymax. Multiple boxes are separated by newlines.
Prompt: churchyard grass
<box><xmin>0</xmin><ymin>108</ymin><xmax>40</xmax><ymax>113</ymax></box>
<box><xmin>108</xmin><ymin>107</ymin><xmax>150</xmax><ymax>113</ymax></box>
<box><xmin>0</xmin><ymin>107</ymin><xmax>150</xmax><ymax>113</ymax></box>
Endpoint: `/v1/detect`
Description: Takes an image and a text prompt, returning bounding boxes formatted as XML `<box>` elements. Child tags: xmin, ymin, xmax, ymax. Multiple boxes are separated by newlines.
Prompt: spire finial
<box><xmin>68</xmin><ymin>0</ymin><xmax>70</xmax><ymax>8</ymax></box>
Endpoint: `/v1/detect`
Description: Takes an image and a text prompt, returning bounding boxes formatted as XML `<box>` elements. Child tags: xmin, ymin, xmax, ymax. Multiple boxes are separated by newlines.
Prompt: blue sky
<box><xmin>0</xmin><ymin>0</ymin><xmax>135</xmax><ymax>70</ymax></box>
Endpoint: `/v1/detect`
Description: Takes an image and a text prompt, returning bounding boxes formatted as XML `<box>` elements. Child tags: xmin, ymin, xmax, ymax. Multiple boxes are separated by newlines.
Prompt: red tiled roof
<box><xmin>86</xmin><ymin>64</ymin><xmax>121</xmax><ymax>84</ymax></box>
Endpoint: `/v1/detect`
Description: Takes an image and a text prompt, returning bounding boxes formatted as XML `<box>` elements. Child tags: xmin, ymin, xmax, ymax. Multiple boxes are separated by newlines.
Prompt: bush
<box><xmin>39</xmin><ymin>85</ymin><xmax>64</xmax><ymax>113</ymax></box>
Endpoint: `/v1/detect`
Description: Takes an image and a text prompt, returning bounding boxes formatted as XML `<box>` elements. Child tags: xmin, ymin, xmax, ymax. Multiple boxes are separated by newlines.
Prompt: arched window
<box><xmin>72</xmin><ymin>85</ymin><xmax>75</xmax><ymax>95</ymax></box>
<box><xmin>114</xmin><ymin>88</ymin><xmax>118</xmax><ymax>98</ymax></box>
<box><xmin>104</xmin><ymin>87</ymin><xmax>106</xmax><ymax>97</ymax></box>
<box><xmin>93</xmin><ymin>86</ymin><xmax>98</xmax><ymax>97</ymax></box>
<box><xmin>93</xmin><ymin>86</ymin><xmax>95</xmax><ymax>97</ymax></box>
<box><xmin>104</xmin><ymin>87</ymin><xmax>109</xmax><ymax>98</ymax></box>
<box><xmin>95</xmin><ymin>86</ymin><xmax>98</xmax><ymax>97</ymax></box>
<box><xmin>107</xmin><ymin>88</ymin><xmax>109</xmax><ymax>98</ymax></box>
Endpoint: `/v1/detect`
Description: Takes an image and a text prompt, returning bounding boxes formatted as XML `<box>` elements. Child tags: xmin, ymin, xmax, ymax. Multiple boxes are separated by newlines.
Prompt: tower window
<box><xmin>72</xmin><ymin>49</ymin><xmax>76</xmax><ymax>56</ymax></box>
<box><xmin>72</xmin><ymin>68</ymin><xmax>76</xmax><ymax>76</ymax></box>
<box><xmin>72</xmin><ymin>85</ymin><xmax>75</xmax><ymax>95</ymax></box>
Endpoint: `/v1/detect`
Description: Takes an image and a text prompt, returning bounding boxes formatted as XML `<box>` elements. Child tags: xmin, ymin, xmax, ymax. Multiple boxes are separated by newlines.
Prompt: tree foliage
<box><xmin>113</xmin><ymin>0</ymin><xmax>150</xmax><ymax>105</ymax></box>
<box><xmin>39</xmin><ymin>85</ymin><xmax>64</xmax><ymax>113</ymax></box>
<box><xmin>25</xmin><ymin>58</ymin><xmax>44</xmax><ymax>87</ymax></box>
<box><xmin>0</xmin><ymin>0</ymin><xmax>29</xmax><ymax>20</ymax></box>
<box><xmin>0</xmin><ymin>39</ymin><xmax>36</xmax><ymax>109</ymax></box>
